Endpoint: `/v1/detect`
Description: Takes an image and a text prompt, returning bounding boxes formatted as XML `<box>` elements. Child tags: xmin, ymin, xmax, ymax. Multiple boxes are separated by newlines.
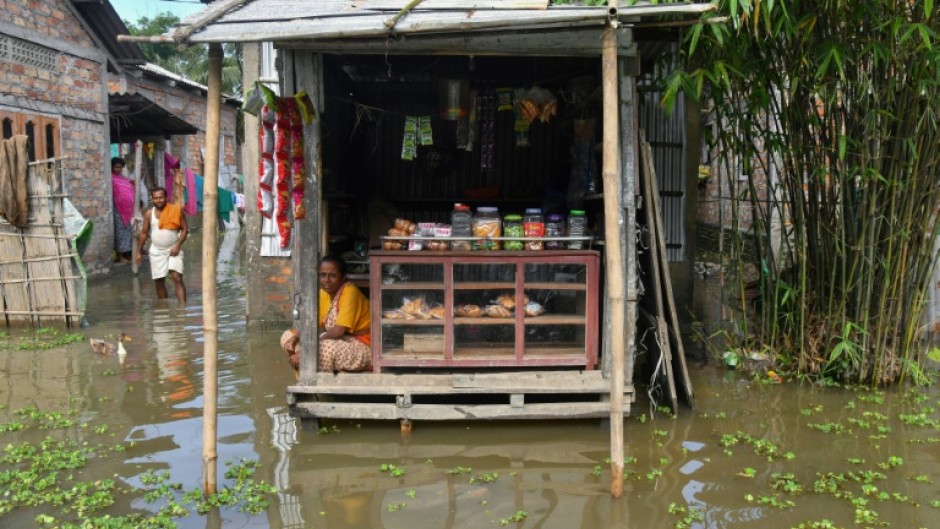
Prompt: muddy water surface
<box><xmin>1</xmin><ymin>232</ymin><xmax>938</xmax><ymax>528</ymax></box>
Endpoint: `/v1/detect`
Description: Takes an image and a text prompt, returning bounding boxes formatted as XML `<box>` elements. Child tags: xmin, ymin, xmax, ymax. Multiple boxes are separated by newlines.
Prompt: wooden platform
<box><xmin>287</xmin><ymin>371</ymin><xmax>634</xmax><ymax>421</ymax></box>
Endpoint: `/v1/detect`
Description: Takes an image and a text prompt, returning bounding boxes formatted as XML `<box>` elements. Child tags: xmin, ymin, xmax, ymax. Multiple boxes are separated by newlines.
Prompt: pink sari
<box><xmin>112</xmin><ymin>173</ymin><xmax>135</xmax><ymax>225</ymax></box>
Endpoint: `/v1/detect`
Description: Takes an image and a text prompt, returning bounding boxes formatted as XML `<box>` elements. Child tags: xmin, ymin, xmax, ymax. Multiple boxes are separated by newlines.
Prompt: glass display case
<box><xmin>369</xmin><ymin>251</ymin><xmax>600</xmax><ymax>372</ymax></box>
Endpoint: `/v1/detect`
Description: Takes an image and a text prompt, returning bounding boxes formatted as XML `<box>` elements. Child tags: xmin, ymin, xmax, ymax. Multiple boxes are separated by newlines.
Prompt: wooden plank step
<box><xmin>291</xmin><ymin>401</ymin><xmax>630</xmax><ymax>421</ymax></box>
<box><xmin>289</xmin><ymin>371</ymin><xmax>635</xmax><ymax>395</ymax></box>
<box><xmin>287</xmin><ymin>383</ymin><xmax>636</xmax><ymax>396</ymax></box>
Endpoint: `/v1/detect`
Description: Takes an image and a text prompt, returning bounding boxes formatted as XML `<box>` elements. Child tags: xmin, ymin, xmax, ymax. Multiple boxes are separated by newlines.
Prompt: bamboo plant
<box><xmin>664</xmin><ymin>0</ymin><xmax>940</xmax><ymax>385</ymax></box>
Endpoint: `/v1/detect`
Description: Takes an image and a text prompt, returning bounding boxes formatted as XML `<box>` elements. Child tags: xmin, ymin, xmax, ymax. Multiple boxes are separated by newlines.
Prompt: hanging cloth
<box><xmin>164</xmin><ymin>152</ymin><xmax>180</xmax><ymax>202</ymax></box>
<box><xmin>194</xmin><ymin>174</ymin><xmax>204</xmax><ymax>211</ymax></box>
<box><xmin>257</xmin><ymin>105</ymin><xmax>276</xmax><ymax>218</ymax></box>
<box><xmin>218</xmin><ymin>187</ymin><xmax>235</xmax><ymax>223</ymax></box>
<box><xmin>184</xmin><ymin>167</ymin><xmax>198</xmax><ymax>216</ymax></box>
<box><xmin>0</xmin><ymin>135</ymin><xmax>29</xmax><ymax>228</ymax></box>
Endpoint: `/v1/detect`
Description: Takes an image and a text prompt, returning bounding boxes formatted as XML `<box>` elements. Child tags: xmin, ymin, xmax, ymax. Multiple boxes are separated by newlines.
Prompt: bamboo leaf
<box><xmin>916</xmin><ymin>23</ymin><xmax>934</xmax><ymax>49</ymax></box>
<box><xmin>660</xmin><ymin>71</ymin><xmax>684</xmax><ymax>114</ymax></box>
<box><xmin>710</xmin><ymin>20</ymin><xmax>726</xmax><ymax>46</ymax></box>
<box><xmin>832</xmin><ymin>47</ymin><xmax>845</xmax><ymax>79</ymax></box>
<box><xmin>816</xmin><ymin>48</ymin><xmax>834</xmax><ymax>79</ymax></box>
<box><xmin>689</xmin><ymin>22</ymin><xmax>704</xmax><ymax>56</ymax></box>
<box><xmin>926</xmin><ymin>0</ymin><xmax>934</xmax><ymax>22</ymax></box>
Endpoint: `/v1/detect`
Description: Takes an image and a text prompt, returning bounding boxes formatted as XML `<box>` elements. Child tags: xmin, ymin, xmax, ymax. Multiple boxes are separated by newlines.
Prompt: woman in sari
<box><xmin>111</xmin><ymin>157</ymin><xmax>135</xmax><ymax>263</ymax></box>
<box><xmin>280</xmin><ymin>255</ymin><xmax>371</xmax><ymax>374</ymax></box>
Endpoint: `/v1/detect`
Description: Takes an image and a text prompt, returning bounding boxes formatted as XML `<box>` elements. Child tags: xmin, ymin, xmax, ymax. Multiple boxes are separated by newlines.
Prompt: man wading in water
<box><xmin>136</xmin><ymin>187</ymin><xmax>187</xmax><ymax>303</ymax></box>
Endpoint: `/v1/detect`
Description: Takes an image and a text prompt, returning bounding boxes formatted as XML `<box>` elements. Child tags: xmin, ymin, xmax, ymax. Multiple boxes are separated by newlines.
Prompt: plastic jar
<box><xmin>503</xmin><ymin>214</ymin><xmax>524</xmax><ymax>250</ymax></box>
<box><xmin>545</xmin><ymin>213</ymin><xmax>566</xmax><ymax>250</ymax></box>
<box><xmin>567</xmin><ymin>209</ymin><xmax>588</xmax><ymax>249</ymax></box>
<box><xmin>523</xmin><ymin>208</ymin><xmax>544</xmax><ymax>250</ymax></box>
<box><xmin>472</xmin><ymin>206</ymin><xmax>501</xmax><ymax>250</ymax></box>
<box><xmin>451</xmin><ymin>203</ymin><xmax>472</xmax><ymax>251</ymax></box>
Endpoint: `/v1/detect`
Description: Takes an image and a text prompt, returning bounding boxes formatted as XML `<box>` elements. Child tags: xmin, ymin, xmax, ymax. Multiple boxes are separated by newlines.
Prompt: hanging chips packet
<box><xmin>418</xmin><ymin>115</ymin><xmax>433</xmax><ymax>146</ymax></box>
<box><xmin>401</xmin><ymin>116</ymin><xmax>418</xmax><ymax>161</ymax></box>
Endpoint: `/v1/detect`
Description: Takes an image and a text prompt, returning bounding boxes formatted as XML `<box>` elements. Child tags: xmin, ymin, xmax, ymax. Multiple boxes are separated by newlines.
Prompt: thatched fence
<box><xmin>0</xmin><ymin>159</ymin><xmax>86</xmax><ymax>327</ymax></box>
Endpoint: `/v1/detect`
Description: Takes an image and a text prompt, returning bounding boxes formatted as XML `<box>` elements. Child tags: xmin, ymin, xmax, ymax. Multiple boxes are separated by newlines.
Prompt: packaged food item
<box><xmin>545</xmin><ymin>213</ymin><xmax>566</xmax><ymax>250</ymax></box>
<box><xmin>418</xmin><ymin>222</ymin><xmax>437</xmax><ymax>237</ymax></box>
<box><xmin>472</xmin><ymin>206</ymin><xmax>501</xmax><ymax>250</ymax></box>
<box><xmin>495</xmin><ymin>293</ymin><xmax>529</xmax><ymax>310</ymax></box>
<box><xmin>484</xmin><ymin>304</ymin><xmax>512</xmax><ymax>318</ymax></box>
<box><xmin>451</xmin><ymin>203</ymin><xmax>472</xmax><ymax>251</ymax></box>
<box><xmin>429</xmin><ymin>304</ymin><xmax>445</xmax><ymax>319</ymax></box>
<box><xmin>394</xmin><ymin>218</ymin><xmax>417</xmax><ymax>234</ymax></box>
<box><xmin>524</xmin><ymin>208</ymin><xmax>544</xmax><ymax>250</ymax></box>
<box><xmin>401</xmin><ymin>116</ymin><xmax>417</xmax><ymax>161</ymax></box>
<box><xmin>524</xmin><ymin>302</ymin><xmax>546</xmax><ymax>317</ymax></box>
<box><xmin>401</xmin><ymin>297</ymin><xmax>431</xmax><ymax>319</ymax></box>
<box><xmin>567</xmin><ymin>209</ymin><xmax>588</xmax><ymax>249</ymax></box>
<box><xmin>503</xmin><ymin>214</ymin><xmax>524</xmax><ymax>250</ymax></box>
<box><xmin>455</xmin><ymin>304</ymin><xmax>482</xmax><ymax>318</ymax></box>
<box><xmin>383</xmin><ymin>241</ymin><xmax>403</xmax><ymax>250</ymax></box>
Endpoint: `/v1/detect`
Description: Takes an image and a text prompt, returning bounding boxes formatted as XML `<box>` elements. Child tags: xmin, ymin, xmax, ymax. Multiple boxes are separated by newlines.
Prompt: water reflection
<box><xmin>0</xmin><ymin>232</ymin><xmax>938</xmax><ymax>529</ymax></box>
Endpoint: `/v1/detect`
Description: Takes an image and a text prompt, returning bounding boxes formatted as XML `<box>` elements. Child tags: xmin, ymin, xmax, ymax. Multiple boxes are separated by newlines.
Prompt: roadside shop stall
<box><xmin>162</xmin><ymin>0</ymin><xmax>708</xmax><ymax>424</ymax></box>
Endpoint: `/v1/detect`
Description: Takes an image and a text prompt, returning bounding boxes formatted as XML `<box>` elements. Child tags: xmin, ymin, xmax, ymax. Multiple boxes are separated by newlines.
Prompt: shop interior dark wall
<box><xmin>319</xmin><ymin>54</ymin><xmax>604</xmax><ymax>254</ymax></box>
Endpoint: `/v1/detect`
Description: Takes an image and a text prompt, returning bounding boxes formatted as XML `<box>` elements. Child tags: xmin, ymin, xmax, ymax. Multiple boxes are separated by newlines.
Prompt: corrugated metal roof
<box><xmin>177</xmin><ymin>1</ymin><xmax>714</xmax><ymax>43</ymax></box>
<box><xmin>109</xmin><ymin>92</ymin><xmax>198</xmax><ymax>143</ymax></box>
<box><xmin>70</xmin><ymin>0</ymin><xmax>147</xmax><ymax>67</ymax></box>
<box><xmin>138</xmin><ymin>63</ymin><xmax>211</xmax><ymax>93</ymax></box>
<box><xmin>136</xmin><ymin>63</ymin><xmax>243</xmax><ymax>104</ymax></box>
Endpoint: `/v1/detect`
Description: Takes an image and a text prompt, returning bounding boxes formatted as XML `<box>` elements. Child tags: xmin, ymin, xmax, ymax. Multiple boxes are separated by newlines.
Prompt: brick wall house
<box><xmin>0</xmin><ymin>0</ymin><xmax>115</xmax><ymax>275</ymax></box>
<box><xmin>2</xmin><ymin>0</ymin><xmax>242</xmax><ymax>277</ymax></box>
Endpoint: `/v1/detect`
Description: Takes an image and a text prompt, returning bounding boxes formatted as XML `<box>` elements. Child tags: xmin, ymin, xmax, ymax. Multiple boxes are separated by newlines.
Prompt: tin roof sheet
<box><xmin>176</xmin><ymin>1</ymin><xmax>714</xmax><ymax>44</ymax></box>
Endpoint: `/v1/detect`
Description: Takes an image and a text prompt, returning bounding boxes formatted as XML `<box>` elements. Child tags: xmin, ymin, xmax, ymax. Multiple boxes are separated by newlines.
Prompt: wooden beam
<box><xmin>172</xmin><ymin>0</ymin><xmax>252</xmax><ymax>42</ymax></box>
<box><xmin>618</xmin><ymin>59</ymin><xmax>639</xmax><ymax>402</ymax></box>
<box><xmin>288</xmin><ymin>371</ymin><xmax>636</xmax><ymax>394</ymax></box>
<box><xmin>600</xmin><ymin>21</ymin><xmax>626</xmax><ymax>498</ymax></box>
<box><xmin>643</xmin><ymin>139</ymin><xmax>695</xmax><ymax>409</ymax></box>
<box><xmin>131</xmin><ymin>140</ymin><xmax>142</xmax><ymax>275</ymax></box>
<box><xmin>293</xmin><ymin>52</ymin><xmax>325</xmax><ymax>382</ymax></box>
<box><xmin>640</xmin><ymin>130</ymin><xmax>679</xmax><ymax>414</ymax></box>
<box><xmin>201</xmin><ymin>42</ymin><xmax>223</xmax><ymax>496</ymax></box>
<box><xmin>292</xmin><ymin>401</ymin><xmax>630</xmax><ymax>421</ymax></box>
<box><xmin>363</xmin><ymin>0</ymin><xmax>548</xmax><ymax>9</ymax></box>
<box><xmin>280</xmin><ymin>27</ymin><xmax>636</xmax><ymax>57</ymax></box>
<box><xmin>288</xmin><ymin>384</ymin><xmax>635</xmax><ymax>396</ymax></box>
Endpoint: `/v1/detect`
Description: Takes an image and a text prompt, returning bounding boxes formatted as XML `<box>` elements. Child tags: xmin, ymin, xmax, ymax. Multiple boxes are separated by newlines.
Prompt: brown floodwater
<box><xmin>1</xmin><ymin>231</ymin><xmax>938</xmax><ymax>529</ymax></box>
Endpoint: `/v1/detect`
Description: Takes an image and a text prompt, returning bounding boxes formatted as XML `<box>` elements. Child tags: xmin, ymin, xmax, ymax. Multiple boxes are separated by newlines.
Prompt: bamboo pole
<box><xmin>601</xmin><ymin>3</ymin><xmax>625</xmax><ymax>497</ymax></box>
<box><xmin>201</xmin><ymin>42</ymin><xmax>222</xmax><ymax>496</ymax></box>
<box><xmin>0</xmin><ymin>254</ymin><xmax>79</xmax><ymax>265</ymax></box>
<box><xmin>132</xmin><ymin>140</ymin><xmax>143</xmax><ymax>275</ymax></box>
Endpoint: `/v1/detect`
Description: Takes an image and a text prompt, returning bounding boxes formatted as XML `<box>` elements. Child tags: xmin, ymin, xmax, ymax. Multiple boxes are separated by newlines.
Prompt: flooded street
<box><xmin>1</xmin><ymin>232</ymin><xmax>939</xmax><ymax>529</ymax></box>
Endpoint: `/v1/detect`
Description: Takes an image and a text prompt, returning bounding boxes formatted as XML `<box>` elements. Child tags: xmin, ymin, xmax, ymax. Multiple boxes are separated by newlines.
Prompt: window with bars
<box><xmin>0</xmin><ymin>33</ymin><xmax>58</xmax><ymax>71</ymax></box>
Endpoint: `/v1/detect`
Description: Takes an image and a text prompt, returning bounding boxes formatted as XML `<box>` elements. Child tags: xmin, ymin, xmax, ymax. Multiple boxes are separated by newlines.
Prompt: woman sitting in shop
<box><xmin>281</xmin><ymin>255</ymin><xmax>372</xmax><ymax>374</ymax></box>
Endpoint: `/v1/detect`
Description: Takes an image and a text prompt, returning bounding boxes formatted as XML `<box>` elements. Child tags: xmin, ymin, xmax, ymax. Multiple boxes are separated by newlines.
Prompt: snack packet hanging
<box><xmin>418</xmin><ymin>115</ymin><xmax>434</xmax><ymax>146</ymax></box>
<box><xmin>401</xmin><ymin>115</ymin><xmax>418</xmax><ymax>161</ymax></box>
